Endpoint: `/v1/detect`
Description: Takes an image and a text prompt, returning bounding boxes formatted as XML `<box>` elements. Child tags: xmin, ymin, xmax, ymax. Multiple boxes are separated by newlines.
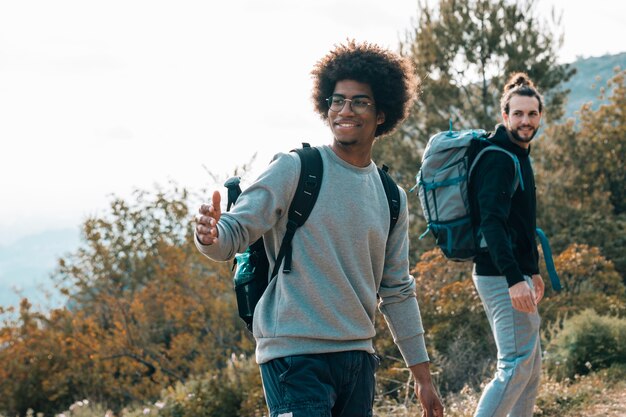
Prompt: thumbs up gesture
<box><xmin>196</xmin><ymin>191</ymin><xmax>222</xmax><ymax>245</ymax></box>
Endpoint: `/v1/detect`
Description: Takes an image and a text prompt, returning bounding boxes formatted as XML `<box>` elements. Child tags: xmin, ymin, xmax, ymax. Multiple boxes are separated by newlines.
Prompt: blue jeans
<box><xmin>472</xmin><ymin>274</ymin><xmax>542</xmax><ymax>417</ymax></box>
<box><xmin>259</xmin><ymin>350</ymin><xmax>379</xmax><ymax>417</ymax></box>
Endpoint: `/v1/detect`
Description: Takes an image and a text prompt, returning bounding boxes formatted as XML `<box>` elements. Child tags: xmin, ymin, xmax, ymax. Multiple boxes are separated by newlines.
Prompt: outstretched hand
<box><xmin>195</xmin><ymin>191</ymin><xmax>221</xmax><ymax>245</ymax></box>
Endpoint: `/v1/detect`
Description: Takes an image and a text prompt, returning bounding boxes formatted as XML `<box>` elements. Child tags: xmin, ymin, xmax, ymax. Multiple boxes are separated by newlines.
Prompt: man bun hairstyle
<box><xmin>500</xmin><ymin>72</ymin><xmax>544</xmax><ymax>115</ymax></box>
<box><xmin>311</xmin><ymin>39</ymin><xmax>419</xmax><ymax>137</ymax></box>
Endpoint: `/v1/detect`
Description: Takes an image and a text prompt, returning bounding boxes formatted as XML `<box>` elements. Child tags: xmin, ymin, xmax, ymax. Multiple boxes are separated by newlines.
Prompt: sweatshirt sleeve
<box><xmin>474</xmin><ymin>152</ymin><xmax>525</xmax><ymax>287</ymax></box>
<box><xmin>378</xmin><ymin>187</ymin><xmax>430</xmax><ymax>366</ymax></box>
<box><xmin>195</xmin><ymin>152</ymin><xmax>299</xmax><ymax>262</ymax></box>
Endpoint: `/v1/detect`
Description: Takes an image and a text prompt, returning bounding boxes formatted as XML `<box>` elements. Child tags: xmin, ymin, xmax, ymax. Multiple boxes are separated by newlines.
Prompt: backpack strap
<box><xmin>378</xmin><ymin>164</ymin><xmax>401</xmax><ymax>234</ymax></box>
<box><xmin>271</xmin><ymin>143</ymin><xmax>323</xmax><ymax>277</ymax></box>
<box><xmin>535</xmin><ymin>228</ymin><xmax>562</xmax><ymax>292</ymax></box>
<box><xmin>469</xmin><ymin>144</ymin><xmax>525</xmax><ymax>194</ymax></box>
<box><xmin>469</xmin><ymin>142</ymin><xmax>525</xmax><ymax>250</ymax></box>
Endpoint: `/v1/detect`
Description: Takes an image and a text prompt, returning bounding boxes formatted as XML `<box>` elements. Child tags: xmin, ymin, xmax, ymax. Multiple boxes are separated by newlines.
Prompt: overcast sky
<box><xmin>1</xmin><ymin>0</ymin><xmax>625</xmax><ymax>245</ymax></box>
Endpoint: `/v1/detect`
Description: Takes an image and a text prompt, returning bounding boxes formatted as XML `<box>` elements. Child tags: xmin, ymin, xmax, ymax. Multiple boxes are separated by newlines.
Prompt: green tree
<box><xmin>414</xmin><ymin>0</ymin><xmax>572</xmax><ymax>126</ymax></box>
<box><xmin>535</xmin><ymin>70</ymin><xmax>626</xmax><ymax>277</ymax></box>
<box><xmin>372</xmin><ymin>0</ymin><xmax>574</xmax><ymax>259</ymax></box>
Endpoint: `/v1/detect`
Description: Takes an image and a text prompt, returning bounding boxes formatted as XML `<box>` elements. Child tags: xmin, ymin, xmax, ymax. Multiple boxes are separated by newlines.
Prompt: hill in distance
<box><xmin>0</xmin><ymin>228</ymin><xmax>80</xmax><ymax>313</ymax></box>
<box><xmin>562</xmin><ymin>51</ymin><xmax>626</xmax><ymax>118</ymax></box>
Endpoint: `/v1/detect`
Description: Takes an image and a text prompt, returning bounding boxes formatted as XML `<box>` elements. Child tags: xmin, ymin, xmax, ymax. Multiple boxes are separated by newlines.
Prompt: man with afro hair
<box><xmin>195</xmin><ymin>40</ymin><xmax>443</xmax><ymax>417</ymax></box>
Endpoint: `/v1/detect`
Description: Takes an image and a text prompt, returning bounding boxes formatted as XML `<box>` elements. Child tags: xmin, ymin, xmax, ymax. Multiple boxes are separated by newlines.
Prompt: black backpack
<box><xmin>225</xmin><ymin>143</ymin><xmax>401</xmax><ymax>332</ymax></box>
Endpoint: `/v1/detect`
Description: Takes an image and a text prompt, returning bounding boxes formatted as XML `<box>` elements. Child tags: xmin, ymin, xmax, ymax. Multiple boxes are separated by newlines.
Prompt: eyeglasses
<box><xmin>326</xmin><ymin>96</ymin><xmax>374</xmax><ymax>115</ymax></box>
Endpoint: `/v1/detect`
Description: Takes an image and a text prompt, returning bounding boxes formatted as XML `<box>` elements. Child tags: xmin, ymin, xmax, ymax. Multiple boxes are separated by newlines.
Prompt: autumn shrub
<box><xmin>545</xmin><ymin>309</ymin><xmax>626</xmax><ymax>380</ymax></box>
<box><xmin>408</xmin><ymin>249</ymin><xmax>495</xmax><ymax>395</ymax></box>
<box><xmin>0</xmin><ymin>301</ymin><xmax>92</xmax><ymax>417</ymax></box>
<box><xmin>153</xmin><ymin>354</ymin><xmax>265</xmax><ymax>417</ymax></box>
<box><xmin>157</xmin><ymin>377</ymin><xmax>241</xmax><ymax>417</ymax></box>
<box><xmin>539</xmin><ymin>243</ymin><xmax>626</xmax><ymax>326</ymax></box>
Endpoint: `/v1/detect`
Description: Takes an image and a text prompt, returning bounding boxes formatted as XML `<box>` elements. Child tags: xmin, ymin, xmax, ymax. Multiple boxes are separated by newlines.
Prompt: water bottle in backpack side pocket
<box><xmin>232</xmin><ymin>238</ymin><xmax>270</xmax><ymax>331</ymax></box>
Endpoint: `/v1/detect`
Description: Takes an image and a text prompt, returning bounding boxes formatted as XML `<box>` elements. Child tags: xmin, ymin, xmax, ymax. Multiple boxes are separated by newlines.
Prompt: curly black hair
<box><xmin>311</xmin><ymin>40</ymin><xmax>419</xmax><ymax>137</ymax></box>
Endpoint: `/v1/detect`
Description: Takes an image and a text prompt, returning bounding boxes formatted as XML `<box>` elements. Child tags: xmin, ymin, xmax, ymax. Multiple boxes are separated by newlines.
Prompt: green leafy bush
<box><xmin>545</xmin><ymin>309</ymin><xmax>626</xmax><ymax>380</ymax></box>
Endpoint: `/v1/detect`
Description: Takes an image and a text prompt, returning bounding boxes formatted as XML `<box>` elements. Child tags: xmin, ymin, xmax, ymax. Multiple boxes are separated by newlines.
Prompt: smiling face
<box><xmin>328</xmin><ymin>80</ymin><xmax>385</xmax><ymax>160</ymax></box>
<box><xmin>502</xmin><ymin>95</ymin><xmax>542</xmax><ymax>148</ymax></box>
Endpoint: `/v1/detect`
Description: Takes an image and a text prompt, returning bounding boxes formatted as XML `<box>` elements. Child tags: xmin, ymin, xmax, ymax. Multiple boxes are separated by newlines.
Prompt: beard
<box><xmin>509</xmin><ymin>125</ymin><xmax>538</xmax><ymax>143</ymax></box>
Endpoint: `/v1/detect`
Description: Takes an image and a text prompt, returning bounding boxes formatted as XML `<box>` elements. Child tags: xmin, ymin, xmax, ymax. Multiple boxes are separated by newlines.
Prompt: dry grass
<box><xmin>374</xmin><ymin>367</ymin><xmax>626</xmax><ymax>417</ymax></box>
<box><xmin>4</xmin><ymin>368</ymin><xmax>624</xmax><ymax>417</ymax></box>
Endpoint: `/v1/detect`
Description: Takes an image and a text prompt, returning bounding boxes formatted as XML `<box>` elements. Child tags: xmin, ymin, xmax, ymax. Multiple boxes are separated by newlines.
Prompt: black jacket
<box><xmin>469</xmin><ymin>124</ymin><xmax>540</xmax><ymax>287</ymax></box>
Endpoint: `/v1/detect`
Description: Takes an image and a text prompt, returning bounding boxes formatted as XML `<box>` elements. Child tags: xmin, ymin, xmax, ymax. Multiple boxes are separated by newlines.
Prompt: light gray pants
<box><xmin>472</xmin><ymin>273</ymin><xmax>542</xmax><ymax>417</ymax></box>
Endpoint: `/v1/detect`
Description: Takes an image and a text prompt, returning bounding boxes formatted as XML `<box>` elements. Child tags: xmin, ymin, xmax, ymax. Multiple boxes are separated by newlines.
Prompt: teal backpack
<box><xmin>413</xmin><ymin>128</ymin><xmax>561</xmax><ymax>291</ymax></box>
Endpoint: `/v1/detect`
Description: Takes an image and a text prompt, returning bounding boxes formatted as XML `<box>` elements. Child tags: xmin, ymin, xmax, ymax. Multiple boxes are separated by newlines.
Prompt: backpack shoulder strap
<box><xmin>469</xmin><ymin>143</ymin><xmax>525</xmax><ymax>195</ymax></box>
<box><xmin>272</xmin><ymin>143</ymin><xmax>323</xmax><ymax>277</ymax></box>
<box><xmin>377</xmin><ymin>164</ymin><xmax>401</xmax><ymax>235</ymax></box>
<box><xmin>535</xmin><ymin>228</ymin><xmax>562</xmax><ymax>292</ymax></box>
<box><xmin>289</xmin><ymin>143</ymin><xmax>323</xmax><ymax>227</ymax></box>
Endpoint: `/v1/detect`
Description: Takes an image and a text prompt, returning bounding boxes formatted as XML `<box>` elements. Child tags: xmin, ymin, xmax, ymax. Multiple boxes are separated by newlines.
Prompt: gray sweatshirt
<box><xmin>196</xmin><ymin>145</ymin><xmax>428</xmax><ymax>366</ymax></box>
